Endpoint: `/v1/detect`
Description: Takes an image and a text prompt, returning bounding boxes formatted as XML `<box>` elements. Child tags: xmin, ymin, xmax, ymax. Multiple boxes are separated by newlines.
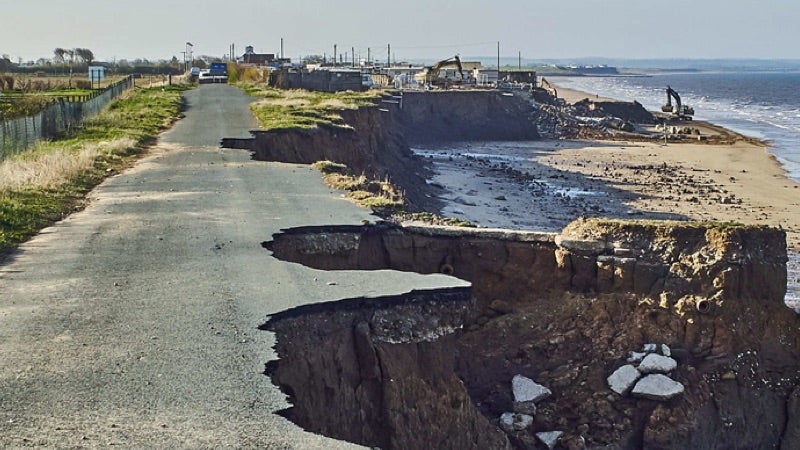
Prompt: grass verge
<box><xmin>239</xmin><ymin>84</ymin><xmax>380</xmax><ymax>131</ymax></box>
<box><xmin>0</xmin><ymin>84</ymin><xmax>190</xmax><ymax>256</ymax></box>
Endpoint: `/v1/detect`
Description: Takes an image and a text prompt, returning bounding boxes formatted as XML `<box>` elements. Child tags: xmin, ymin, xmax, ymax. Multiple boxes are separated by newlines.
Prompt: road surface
<box><xmin>0</xmin><ymin>85</ymin><xmax>460</xmax><ymax>448</ymax></box>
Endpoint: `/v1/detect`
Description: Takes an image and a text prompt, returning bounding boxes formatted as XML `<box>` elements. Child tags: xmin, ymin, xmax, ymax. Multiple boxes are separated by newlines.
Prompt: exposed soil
<box><xmin>248</xmin><ymin>90</ymin><xmax>799</xmax><ymax>449</ymax></box>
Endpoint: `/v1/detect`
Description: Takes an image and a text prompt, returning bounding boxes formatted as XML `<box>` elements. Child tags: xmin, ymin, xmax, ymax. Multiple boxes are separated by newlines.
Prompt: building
<box><xmin>239</xmin><ymin>46</ymin><xmax>282</xmax><ymax>66</ymax></box>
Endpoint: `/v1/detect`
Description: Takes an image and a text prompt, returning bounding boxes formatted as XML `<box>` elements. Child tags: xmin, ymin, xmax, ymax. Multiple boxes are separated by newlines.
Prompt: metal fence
<box><xmin>0</xmin><ymin>75</ymin><xmax>133</xmax><ymax>160</ymax></box>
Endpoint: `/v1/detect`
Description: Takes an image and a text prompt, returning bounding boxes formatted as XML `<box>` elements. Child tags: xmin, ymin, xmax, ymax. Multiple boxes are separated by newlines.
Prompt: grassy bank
<box><xmin>239</xmin><ymin>84</ymin><xmax>379</xmax><ymax>131</ymax></box>
<box><xmin>0</xmin><ymin>84</ymin><xmax>189</xmax><ymax>256</ymax></box>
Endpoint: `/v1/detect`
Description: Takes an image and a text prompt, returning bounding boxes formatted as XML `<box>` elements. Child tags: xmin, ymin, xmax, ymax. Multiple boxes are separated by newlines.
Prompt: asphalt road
<box><xmin>0</xmin><ymin>85</ymin><xmax>462</xmax><ymax>448</ymax></box>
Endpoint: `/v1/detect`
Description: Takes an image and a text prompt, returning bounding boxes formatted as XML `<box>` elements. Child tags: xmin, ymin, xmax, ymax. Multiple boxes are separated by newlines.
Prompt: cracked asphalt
<box><xmin>0</xmin><ymin>85</ymin><xmax>461</xmax><ymax>448</ymax></box>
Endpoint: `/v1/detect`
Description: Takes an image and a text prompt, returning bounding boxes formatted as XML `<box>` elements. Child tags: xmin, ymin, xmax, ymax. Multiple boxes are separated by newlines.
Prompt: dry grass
<box><xmin>0</xmin><ymin>139</ymin><xmax>136</xmax><ymax>192</ymax></box>
<box><xmin>313</xmin><ymin>161</ymin><xmax>404</xmax><ymax>211</ymax></box>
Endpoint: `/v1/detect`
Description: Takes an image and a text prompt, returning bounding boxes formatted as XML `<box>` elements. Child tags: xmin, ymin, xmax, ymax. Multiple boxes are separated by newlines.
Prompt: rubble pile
<box><xmin>607</xmin><ymin>344</ymin><xmax>685</xmax><ymax>401</ymax></box>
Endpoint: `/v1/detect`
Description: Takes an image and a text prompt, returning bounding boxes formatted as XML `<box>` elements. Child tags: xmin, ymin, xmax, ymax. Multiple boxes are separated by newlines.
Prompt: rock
<box><xmin>661</xmin><ymin>344</ymin><xmax>671</xmax><ymax>357</ymax></box>
<box><xmin>627</xmin><ymin>351</ymin><xmax>646</xmax><ymax>363</ymax></box>
<box><xmin>536</xmin><ymin>431</ymin><xmax>564</xmax><ymax>449</ymax></box>
<box><xmin>499</xmin><ymin>412</ymin><xmax>534</xmax><ymax>432</ymax></box>
<box><xmin>512</xmin><ymin>375</ymin><xmax>552</xmax><ymax>403</ymax></box>
<box><xmin>513</xmin><ymin>400</ymin><xmax>537</xmax><ymax>415</ymax></box>
<box><xmin>607</xmin><ymin>364</ymin><xmax>642</xmax><ymax>395</ymax></box>
<box><xmin>642</xmin><ymin>343</ymin><xmax>658</xmax><ymax>353</ymax></box>
<box><xmin>638</xmin><ymin>354</ymin><xmax>677</xmax><ymax>374</ymax></box>
<box><xmin>631</xmin><ymin>374</ymin><xmax>684</xmax><ymax>401</ymax></box>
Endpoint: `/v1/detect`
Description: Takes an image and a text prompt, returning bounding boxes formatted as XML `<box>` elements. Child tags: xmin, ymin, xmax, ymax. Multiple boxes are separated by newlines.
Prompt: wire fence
<box><xmin>0</xmin><ymin>75</ymin><xmax>134</xmax><ymax>160</ymax></box>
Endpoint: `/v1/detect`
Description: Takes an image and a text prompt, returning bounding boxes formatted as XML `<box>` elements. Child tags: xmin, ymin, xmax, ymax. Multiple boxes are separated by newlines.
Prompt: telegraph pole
<box><xmin>387</xmin><ymin>44</ymin><xmax>390</xmax><ymax>68</ymax></box>
<box><xmin>333</xmin><ymin>44</ymin><xmax>337</xmax><ymax>67</ymax></box>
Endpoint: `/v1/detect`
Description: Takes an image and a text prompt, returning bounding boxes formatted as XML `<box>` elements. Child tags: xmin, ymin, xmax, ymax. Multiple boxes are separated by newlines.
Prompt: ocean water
<box><xmin>556</xmin><ymin>72</ymin><xmax>800</xmax><ymax>183</ymax></box>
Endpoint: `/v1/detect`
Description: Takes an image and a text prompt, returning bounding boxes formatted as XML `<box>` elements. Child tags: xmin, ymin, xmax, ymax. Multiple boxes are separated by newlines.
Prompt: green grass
<box><xmin>238</xmin><ymin>84</ymin><xmax>380</xmax><ymax>132</ymax></box>
<box><xmin>0</xmin><ymin>84</ymin><xmax>190</xmax><ymax>256</ymax></box>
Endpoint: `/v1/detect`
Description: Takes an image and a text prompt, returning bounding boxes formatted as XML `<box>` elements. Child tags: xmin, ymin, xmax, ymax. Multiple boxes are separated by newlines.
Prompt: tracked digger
<box><xmin>419</xmin><ymin>55</ymin><xmax>465</xmax><ymax>88</ymax></box>
<box><xmin>662</xmin><ymin>86</ymin><xmax>694</xmax><ymax>120</ymax></box>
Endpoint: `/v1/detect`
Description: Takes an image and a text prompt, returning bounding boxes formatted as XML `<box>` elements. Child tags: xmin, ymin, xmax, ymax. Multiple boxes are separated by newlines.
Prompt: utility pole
<box><xmin>351</xmin><ymin>47</ymin><xmax>355</xmax><ymax>68</ymax></box>
<box><xmin>387</xmin><ymin>43</ymin><xmax>390</xmax><ymax>68</ymax></box>
<box><xmin>367</xmin><ymin>48</ymin><xmax>371</xmax><ymax>66</ymax></box>
<box><xmin>334</xmin><ymin>44</ymin><xmax>337</xmax><ymax>67</ymax></box>
<box><xmin>519</xmin><ymin>51</ymin><xmax>521</xmax><ymax>70</ymax></box>
<box><xmin>280</xmin><ymin>38</ymin><xmax>284</xmax><ymax>59</ymax></box>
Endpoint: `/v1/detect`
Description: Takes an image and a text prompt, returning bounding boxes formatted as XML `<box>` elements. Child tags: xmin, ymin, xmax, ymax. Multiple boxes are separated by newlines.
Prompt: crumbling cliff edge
<box><xmin>263</xmin><ymin>220</ymin><xmax>798</xmax><ymax>449</ymax></box>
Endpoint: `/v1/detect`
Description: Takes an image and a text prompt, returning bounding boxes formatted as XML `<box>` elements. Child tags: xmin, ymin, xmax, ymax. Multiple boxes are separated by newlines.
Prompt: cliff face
<box><xmin>262</xmin><ymin>289</ymin><xmax>511</xmax><ymax>450</ymax></box>
<box><xmin>264</xmin><ymin>220</ymin><xmax>798</xmax><ymax>449</ymax></box>
<box><xmin>393</xmin><ymin>90</ymin><xmax>540</xmax><ymax>144</ymax></box>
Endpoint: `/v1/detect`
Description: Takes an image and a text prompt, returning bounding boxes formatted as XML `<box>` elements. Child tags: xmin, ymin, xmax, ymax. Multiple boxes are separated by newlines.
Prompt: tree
<box><xmin>0</xmin><ymin>54</ymin><xmax>14</xmax><ymax>71</ymax></box>
<box><xmin>53</xmin><ymin>48</ymin><xmax>66</xmax><ymax>63</ymax></box>
<box><xmin>74</xmin><ymin>48</ymin><xmax>94</xmax><ymax>64</ymax></box>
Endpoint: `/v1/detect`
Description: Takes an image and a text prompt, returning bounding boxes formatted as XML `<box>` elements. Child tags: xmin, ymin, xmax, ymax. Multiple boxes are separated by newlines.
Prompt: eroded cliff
<box><xmin>263</xmin><ymin>220</ymin><xmax>798</xmax><ymax>449</ymax></box>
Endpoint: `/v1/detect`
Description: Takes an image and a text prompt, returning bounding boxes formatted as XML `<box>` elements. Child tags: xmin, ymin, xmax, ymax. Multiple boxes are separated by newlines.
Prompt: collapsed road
<box><xmin>0</xmin><ymin>84</ymin><xmax>461</xmax><ymax>448</ymax></box>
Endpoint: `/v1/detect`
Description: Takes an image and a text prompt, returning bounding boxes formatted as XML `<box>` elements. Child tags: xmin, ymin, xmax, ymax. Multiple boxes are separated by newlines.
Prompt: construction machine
<box><xmin>540</xmin><ymin>77</ymin><xmax>558</xmax><ymax>98</ymax></box>
<box><xmin>661</xmin><ymin>86</ymin><xmax>694</xmax><ymax>120</ymax></box>
<box><xmin>418</xmin><ymin>55</ymin><xmax>465</xmax><ymax>88</ymax></box>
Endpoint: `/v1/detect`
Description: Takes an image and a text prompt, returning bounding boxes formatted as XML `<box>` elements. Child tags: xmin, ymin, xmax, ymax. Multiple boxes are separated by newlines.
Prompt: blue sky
<box><xmin>3</xmin><ymin>0</ymin><xmax>798</xmax><ymax>62</ymax></box>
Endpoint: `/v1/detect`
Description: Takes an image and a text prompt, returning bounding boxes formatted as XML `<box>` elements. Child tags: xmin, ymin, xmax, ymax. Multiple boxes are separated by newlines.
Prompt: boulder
<box><xmin>631</xmin><ymin>374</ymin><xmax>684</xmax><ymax>401</ymax></box>
<box><xmin>536</xmin><ymin>431</ymin><xmax>564</xmax><ymax>450</ymax></box>
<box><xmin>661</xmin><ymin>344</ymin><xmax>672</xmax><ymax>357</ymax></box>
<box><xmin>499</xmin><ymin>412</ymin><xmax>534</xmax><ymax>432</ymax></box>
<box><xmin>607</xmin><ymin>364</ymin><xmax>642</xmax><ymax>395</ymax></box>
<box><xmin>638</xmin><ymin>354</ymin><xmax>677</xmax><ymax>374</ymax></box>
<box><xmin>513</xmin><ymin>374</ymin><xmax>552</xmax><ymax>403</ymax></box>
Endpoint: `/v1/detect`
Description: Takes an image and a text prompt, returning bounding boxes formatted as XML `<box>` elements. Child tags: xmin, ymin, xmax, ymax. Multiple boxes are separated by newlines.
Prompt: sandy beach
<box><xmin>412</xmin><ymin>85</ymin><xmax>800</xmax><ymax>303</ymax></box>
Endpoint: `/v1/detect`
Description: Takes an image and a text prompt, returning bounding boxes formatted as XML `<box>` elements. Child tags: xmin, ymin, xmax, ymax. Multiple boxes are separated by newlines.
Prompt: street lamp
<box><xmin>185</xmin><ymin>42</ymin><xmax>194</xmax><ymax>72</ymax></box>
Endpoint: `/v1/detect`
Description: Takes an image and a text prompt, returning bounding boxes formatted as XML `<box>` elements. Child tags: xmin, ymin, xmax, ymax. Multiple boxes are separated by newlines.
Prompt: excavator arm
<box><xmin>662</xmin><ymin>86</ymin><xmax>694</xmax><ymax>119</ymax></box>
<box><xmin>425</xmin><ymin>55</ymin><xmax>465</xmax><ymax>85</ymax></box>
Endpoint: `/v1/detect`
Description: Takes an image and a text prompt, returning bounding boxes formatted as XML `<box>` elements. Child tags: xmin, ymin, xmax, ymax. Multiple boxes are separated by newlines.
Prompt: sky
<box><xmin>3</xmin><ymin>0</ymin><xmax>799</xmax><ymax>63</ymax></box>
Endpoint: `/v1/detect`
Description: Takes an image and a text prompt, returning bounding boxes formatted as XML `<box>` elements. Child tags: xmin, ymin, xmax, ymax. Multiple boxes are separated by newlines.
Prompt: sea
<box><xmin>556</xmin><ymin>71</ymin><xmax>800</xmax><ymax>183</ymax></box>
<box><xmin>557</xmin><ymin>71</ymin><xmax>800</xmax><ymax>309</ymax></box>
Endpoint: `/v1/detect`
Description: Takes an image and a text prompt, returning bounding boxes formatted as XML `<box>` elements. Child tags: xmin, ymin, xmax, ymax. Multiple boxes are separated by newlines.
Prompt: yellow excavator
<box><xmin>661</xmin><ymin>86</ymin><xmax>694</xmax><ymax>120</ymax></box>
<box><xmin>418</xmin><ymin>55</ymin><xmax>465</xmax><ymax>87</ymax></box>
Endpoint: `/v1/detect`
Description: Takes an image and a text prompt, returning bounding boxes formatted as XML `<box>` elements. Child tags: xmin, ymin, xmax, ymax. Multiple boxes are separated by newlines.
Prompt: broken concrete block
<box><xmin>513</xmin><ymin>374</ymin><xmax>552</xmax><ymax>403</ymax></box>
<box><xmin>536</xmin><ymin>431</ymin><xmax>564</xmax><ymax>449</ymax></box>
<box><xmin>631</xmin><ymin>374</ymin><xmax>685</xmax><ymax>401</ymax></box>
<box><xmin>607</xmin><ymin>364</ymin><xmax>642</xmax><ymax>395</ymax></box>
<box><xmin>499</xmin><ymin>412</ymin><xmax>534</xmax><ymax>432</ymax></box>
<box><xmin>638</xmin><ymin>353</ymin><xmax>677</xmax><ymax>374</ymax></box>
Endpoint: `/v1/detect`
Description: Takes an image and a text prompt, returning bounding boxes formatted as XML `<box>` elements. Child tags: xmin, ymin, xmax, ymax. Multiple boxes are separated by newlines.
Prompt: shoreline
<box><xmin>413</xmin><ymin>85</ymin><xmax>800</xmax><ymax>304</ymax></box>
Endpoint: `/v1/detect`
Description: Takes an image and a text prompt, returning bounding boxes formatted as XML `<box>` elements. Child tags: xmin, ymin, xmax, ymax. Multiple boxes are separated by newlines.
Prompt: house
<box><xmin>240</xmin><ymin>46</ymin><xmax>276</xmax><ymax>66</ymax></box>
